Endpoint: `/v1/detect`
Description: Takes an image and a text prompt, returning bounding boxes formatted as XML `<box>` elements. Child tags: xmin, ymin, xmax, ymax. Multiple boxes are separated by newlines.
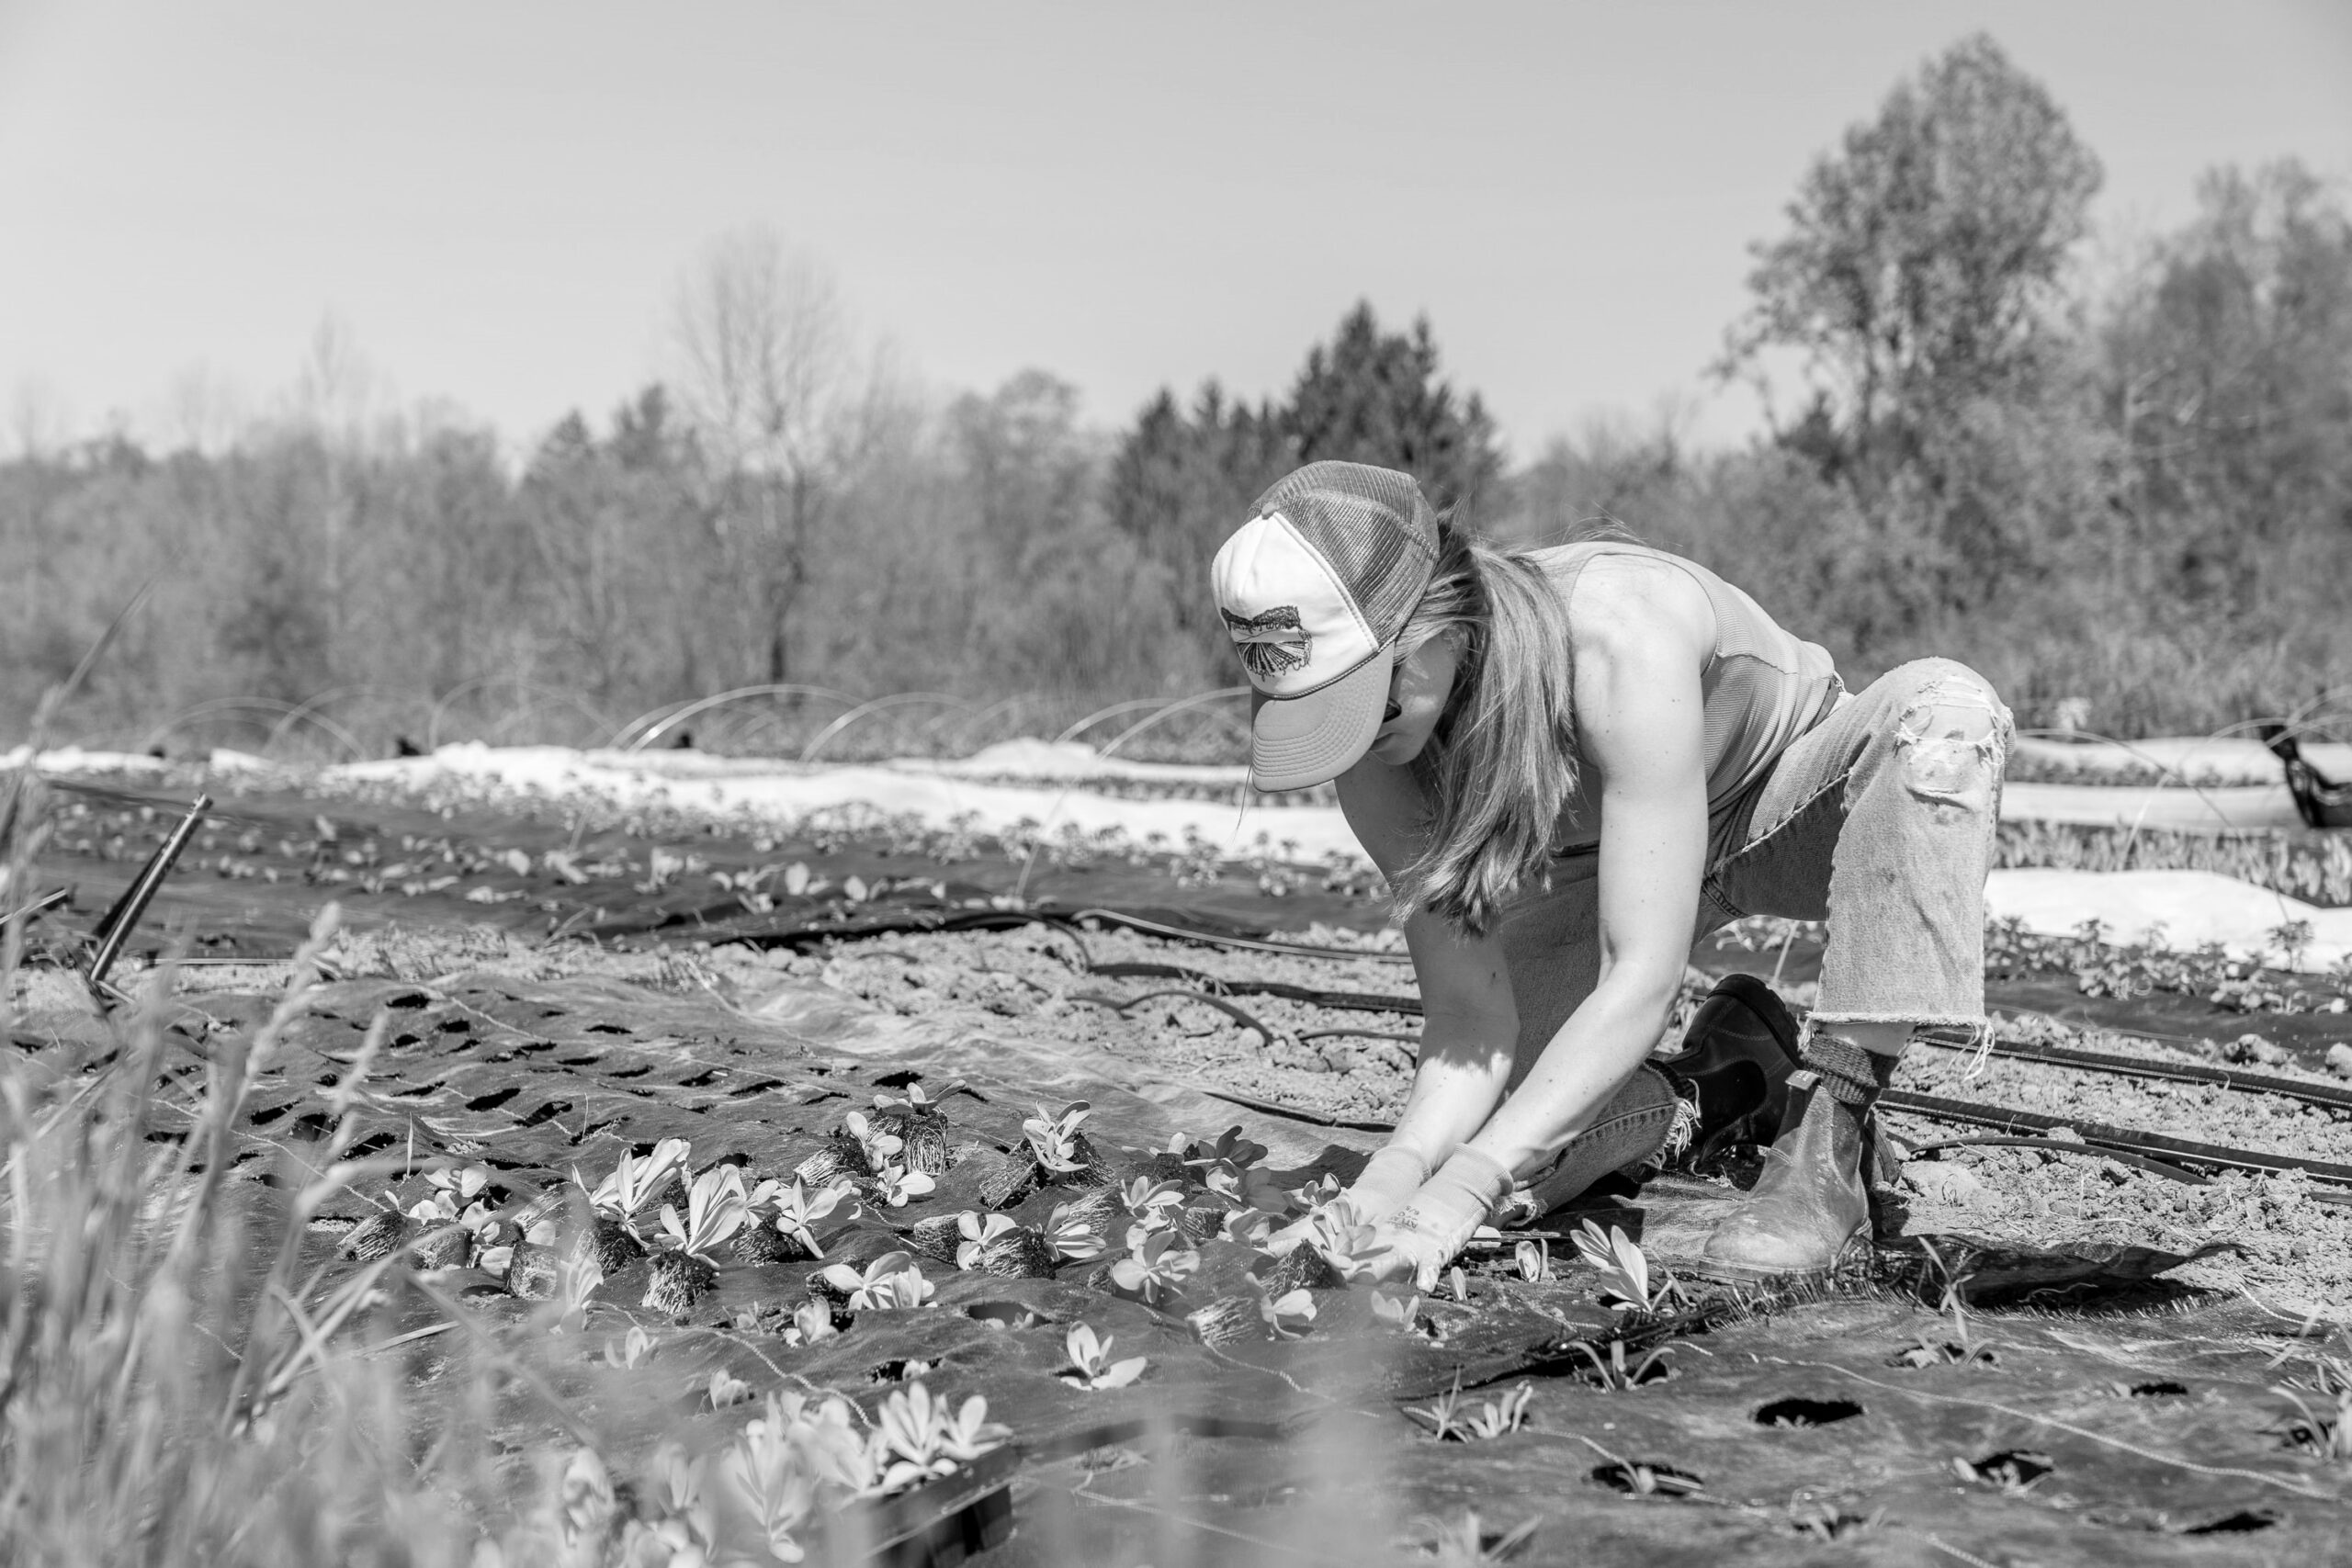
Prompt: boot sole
<box><xmin>1678</xmin><ymin>1233</ymin><xmax>1871</xmax><ymax>1289</ymax></box>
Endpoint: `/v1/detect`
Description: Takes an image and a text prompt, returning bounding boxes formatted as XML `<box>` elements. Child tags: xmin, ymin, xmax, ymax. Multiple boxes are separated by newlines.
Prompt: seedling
<box><xmin>1059</xmin><ymin>1323</ymin><xmax>1148</xmax><ymax>1391</ymax></box>
<box><xmin>1220</xmin><ymin>1208</ymin><xmax>1276</xmax><ymax>1248</ymax></box>
<box><xmin>603</xmin><ymin>1325</ymin><xmax>656</xmax><ymax>1370</ymax></box>
<box><xmin>872</xmin><ymin>1382</ymin><xmax>1011</xmax><ymax>1495</ymax></box>
<box><xmin>816</xmin><ymin>1251</ymin><xmax>935</xmax><ymax>1311</ymax></box>
<box><xmin>1592</xmin><ymin>1460</ymin><xmax>1705</xmax><ymax>1497</ymax></box>
<box><xmin>1023</xmin><ymin>1101</ymin><xmax>1095</xmax><ymax>1175</ymax></box>
<box><xmin>1115</xmin><ymin>1176</ymin><xmax>1189</xmax><ymax>1232</ymax></box>
<box><xmin>1370</xmin><ymin>1288</ymin><xmax>1424</xmax><ymax>1332</ymax></box>
<box><xmin>1108</xmin><ymin>1228</ymin><xmax>1199</xmax><ymax>1305</ymax></box>
<box><xmin>1287</xmin><ymin>1173</ymin><xmax>1346</xmax><ymax>1215</ymax></box>
<box><xmin>1787</xmin><ymin>1503</ymin><xmax>1883</xmax><ymax>1541</ymax></box>
<box><xmin>781</xmin><ymin>1298</ymin><xmax>839</xmax><ymax>1347</ymax></box>
<box><xmin>1561</xmin><ymin>1337</ymin><xmax>1676</xmax><ymax>1390</ymax></box>
<box><xmin>869</xmin><ymin>1161</ymin><xmax>935</xmax><ymax>1208</ymax></box>
<box><xmin>2275</xmin><ymin>1362</ymin><xmax>2352</xmax><ymax>1461</ymax></box>
<box><xmin>1276</xmin><ymin>1200</ymin><xmax>1385</xmax><ymax>1280</ymax></box>
<box><xmin>722</xmin><ymin>1397</ymin><xmax>824</xmax><ymax>1562</ymax></box>
<box><xmin>1890</xmin><ymin>1337</ymin><xmax>1998</xmax><ymax>1370</ymax></box>
<box><xmin>1410</xmin><ymin>1510</ymin><xmax>1540</xmax><ymax>1565</ymax></box>
<box><xmin>956</xmin><ymin>1213</ymin><xmax>1020</xmax><ymax>1270</ymax></box>
<box><xmin>1405</xmin><ymin>1372</ymin><xmax>1532</xmax><ymax>1441</ymax></box>
<box><xmin>1515</xmin><ymin>1238</ymin><xmax>1549</xmax><ymax>1282</ymax></box>
<box><xmin>1179</xmin><ymin>1126</ymin><xmax>1274</xmax><ymax>1204</ymax></box>
<box><xmin>419</xmin><ymin>1165</ymin><xmax>492</xmax><ymax>1220</ymax></box>
<box><xmin>842</xmin><ymin>1111</ymin><xmax>906</xmax><ymax>1173</ymax></box>
<box><xmin>1573</xmin><ymin>1220</ymin><xmax>1684</xmax><ymax>1313</ymax></box>
<box><xmin>1042</xmin><ymin>1200</ymin><xmax>1111</xmax><ymax>1262</ymax></box>
<box><xmin>751</xmin><ymin>1176</ymin><xmax>854</xmax><ymax>1258</ymax></box>
<box><xmin>1259</xmin><ymin>1288</ymin><xmax>1317</xmax><ymax>1340</ymax></box>
<box><xmin>705</xmin><ymin>1369</ymin><xmax>754</xmax><ymax>1410</ymax></box>
<box><xmin>658</xmin><ymin>1165</ymin><xmax>749</xmax><ymax>1262</ymax></box>
<box><xmin>631</xmin><ymin>1442</ymin><xmax>718</xmax><ymax>1563</ymax></box>
<box><xmin>583</xmin><ymin>1138</ymin><xmax>691</xmax><ymax>1235</ymax></box>
<box><xmin>1954</xmin><ymin>1450</ymin><xmax>2054</xmax><ymax>1493</ymax></box>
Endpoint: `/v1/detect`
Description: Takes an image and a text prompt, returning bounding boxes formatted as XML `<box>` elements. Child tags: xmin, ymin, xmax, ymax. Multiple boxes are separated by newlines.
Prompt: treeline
<box><xmin>3</xmin><ymin>35</ymin><xmax>2347</xmax><ymax>756</ymax></box>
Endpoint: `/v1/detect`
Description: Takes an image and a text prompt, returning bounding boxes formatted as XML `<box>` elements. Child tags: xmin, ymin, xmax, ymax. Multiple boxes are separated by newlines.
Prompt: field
<box><xmin>5</xmin><ymin>758</ymin><xmax>2351</xmax><ymax>1566</ymax></box>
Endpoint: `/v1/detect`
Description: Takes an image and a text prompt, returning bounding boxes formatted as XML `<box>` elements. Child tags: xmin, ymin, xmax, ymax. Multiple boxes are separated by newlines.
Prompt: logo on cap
<box><xmin>1220</xmin><ymin>605</ymin><xmax>1311</xmax><ymax>682</ymax></box>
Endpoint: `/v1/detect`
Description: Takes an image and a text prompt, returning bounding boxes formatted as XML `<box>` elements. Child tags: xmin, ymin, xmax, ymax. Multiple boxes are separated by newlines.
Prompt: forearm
<box><xmin>1383</xmin><ymin>1022</ymin><xmax>1517</xmax><ymax>1173</ymax></box>
<box><xmin>1464</xmin><ymin>972</ymin><xmax>1674</xmax><ymax>1176</ymax></box>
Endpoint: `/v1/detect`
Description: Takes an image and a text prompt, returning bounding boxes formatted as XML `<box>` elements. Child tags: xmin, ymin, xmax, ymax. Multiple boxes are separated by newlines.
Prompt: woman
<box><xmin>1213</xmin><ymin>461</ymin><xmax>2009</xmax><ymax>1286</ymax></box>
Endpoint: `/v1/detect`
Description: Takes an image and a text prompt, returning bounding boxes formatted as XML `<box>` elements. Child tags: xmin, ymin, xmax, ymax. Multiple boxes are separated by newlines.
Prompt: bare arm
<box><xmin>1333</xmin><ymin>758</ymin><xmax>1519</xmax><ymax>1176</ymax></box>
<box><xmin>1456</xmin><ymin>558</ymin><xmax>1714</xmax><ymax>1174</ymax></box>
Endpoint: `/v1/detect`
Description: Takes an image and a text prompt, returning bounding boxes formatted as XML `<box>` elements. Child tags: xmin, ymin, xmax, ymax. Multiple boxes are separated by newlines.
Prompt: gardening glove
<box><xmin>1368</xmin><ymin>1146</ymin><xmax>1515</xmax><ymax>1291</ymax></box>
<box><xmin>1264</xmin><ymin>1144</ymin><xmax>1431</xmax><ymax>1257</ymax></box>
<box><xmin>1342</xmin><ymin>1145</ymin><xmax>1431</xmax><ymax>1225</ymax></box>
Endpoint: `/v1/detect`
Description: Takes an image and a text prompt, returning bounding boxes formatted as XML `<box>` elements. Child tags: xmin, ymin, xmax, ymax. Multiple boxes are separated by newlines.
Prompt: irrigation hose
<box><xmin>1914</xmin><ymin>1028</ymin><xmax>2352</xmax><ymax>1113</ymax></box>
<box><xmin>1876</xmin><ymin>1088</ymin><xmax>2352</xmax><ymax>1187</ymax></box>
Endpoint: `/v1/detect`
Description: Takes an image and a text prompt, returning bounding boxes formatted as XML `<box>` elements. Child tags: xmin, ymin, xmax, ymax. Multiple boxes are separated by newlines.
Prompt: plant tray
<box><xmin>840</xmin><ymin>1445</ymin><xmax>1020</xmax><ymax>1568</ymax></box>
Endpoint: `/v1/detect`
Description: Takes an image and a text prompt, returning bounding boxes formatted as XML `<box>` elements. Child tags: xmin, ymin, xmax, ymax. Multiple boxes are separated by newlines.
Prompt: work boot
<box><xmin>1656</xmin><ymin>974</ymin><xmax>1804</xmax><ymax>1168</ymax></box>
<box><xmin>1493</xmin><ymin>978</ymin><xmax>1805</xmax><ymax>1227</ymax></box>
<box><xmin>1696</xmin><ymin>1033</ymin><xmax>1895</xmax><ymax>1280</ymax></box>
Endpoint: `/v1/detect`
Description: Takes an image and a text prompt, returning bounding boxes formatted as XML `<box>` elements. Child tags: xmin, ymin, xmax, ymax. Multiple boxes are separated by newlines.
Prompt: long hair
<box><xmin>1387</xmin><ymin>519</ymin><xmax>1582</xmax><ymax>936</ymax></box>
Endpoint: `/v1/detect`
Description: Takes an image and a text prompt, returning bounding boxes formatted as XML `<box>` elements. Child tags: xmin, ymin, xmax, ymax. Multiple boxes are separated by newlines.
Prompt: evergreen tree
<box><xmin>1283</xmin><ymin>301</ymin><xmax>1506</xmax><ymax>514</ymax></box>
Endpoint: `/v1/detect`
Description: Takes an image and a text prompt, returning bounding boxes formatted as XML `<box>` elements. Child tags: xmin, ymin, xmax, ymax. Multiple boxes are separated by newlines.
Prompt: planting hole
<box><xmin>874</xmin><ymin>1069</ymin><xmax>924</xmax><ymax>1089</ymax></box>
<box><xmin>2183</xmin><ymin>1509</ymin><xmax>2277</xmax><ymax>1536</ymax></box>
<box><xmin>2131</xmin><ymin>1380</ymin><xmax>2188</xmax><ymax>1397</ymax></box>
<box><xmin>1754</xmin><ymin>1397</ymin><xmax>1863</xmax><ymax>1427</ymax></box>
<box><xmin>1964</xmin><ymin>1450</ymin><xmax>2053</xmax><ymax>1488</ymax></box>
<box><xmin>465</xmin><ymin>1086</ymin><xmax>522</xmax><ymax>1113</ymax></box>
<box><xmin>1788</xmin><ymin>1511</ymin><xmax>1875</xmax><ymax>1540</ymax></box>
<box><xmin>1589</xmin><ymin>1461</ymin><xmax>1704</xmax><ymax>1497</ymax></box>
<box><xmin>965</xmin><ymin>1302</ymin><xmax>1045</xmax><ymax>1330</ymax></box>
<box><xmin>867</xmin><ymin>1358</ymin><xmax>933</xmax><ymax>1384</ymax></box>
<box><xmin>384</xmin><ymin>991</ymin><xmax>430</xmax><ymax>1010</ymax></box>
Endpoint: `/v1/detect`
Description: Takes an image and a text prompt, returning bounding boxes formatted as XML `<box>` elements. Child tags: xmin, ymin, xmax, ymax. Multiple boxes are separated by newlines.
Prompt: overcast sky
<box><xmin>3</xmin><ymin>1</ymin><xmax>2347</xmax><ymax>460</ymax></box>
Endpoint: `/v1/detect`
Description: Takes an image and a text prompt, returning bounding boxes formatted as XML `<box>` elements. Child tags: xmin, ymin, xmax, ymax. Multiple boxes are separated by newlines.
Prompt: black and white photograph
<box><xmin>2</xmin><ymin>3</ymin><xmax>2349</xmax><ymax>1562</ymax></box>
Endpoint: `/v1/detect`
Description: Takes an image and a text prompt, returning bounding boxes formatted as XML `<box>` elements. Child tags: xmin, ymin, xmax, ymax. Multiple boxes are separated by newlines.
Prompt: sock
<box><xmin>1795</xmin><ymin>1032</ymin><xmax>1899</xmax><ymax>1107</ymax></box>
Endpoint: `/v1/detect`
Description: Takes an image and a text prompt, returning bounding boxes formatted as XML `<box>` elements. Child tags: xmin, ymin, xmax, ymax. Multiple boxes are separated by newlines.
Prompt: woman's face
<box><xmin>1366</xmin><ymin>628</ymin><xmax>1463</xmax><ymax>766</ymax></box>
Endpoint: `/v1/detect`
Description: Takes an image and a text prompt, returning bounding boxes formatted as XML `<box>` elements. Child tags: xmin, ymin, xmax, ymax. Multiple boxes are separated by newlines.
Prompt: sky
<box><xmin>2</xmin><ymin>1</ymin><xmax>2347</xmax><ymax>461</ymax></box>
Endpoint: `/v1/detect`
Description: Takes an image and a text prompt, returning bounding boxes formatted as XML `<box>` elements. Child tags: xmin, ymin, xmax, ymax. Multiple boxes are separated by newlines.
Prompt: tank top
<box><xmin>1537</xmin><ymin>540</ymin><xmax>1842</xmax><ymax>851</ymax></box>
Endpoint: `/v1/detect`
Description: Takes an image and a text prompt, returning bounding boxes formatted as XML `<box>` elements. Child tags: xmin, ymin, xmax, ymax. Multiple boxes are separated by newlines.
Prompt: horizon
<box><xmin>3</xmin><ymin>0</ymin><xmax>2348</xmax><ymax>464</ymax></box>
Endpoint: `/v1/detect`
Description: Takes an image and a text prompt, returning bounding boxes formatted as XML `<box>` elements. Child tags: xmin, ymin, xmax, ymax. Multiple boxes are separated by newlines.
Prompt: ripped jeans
<box><xmin>1496</xmin><ymin>659</ymin><xmax>2014</xmax><ymax>1199</ymax></box>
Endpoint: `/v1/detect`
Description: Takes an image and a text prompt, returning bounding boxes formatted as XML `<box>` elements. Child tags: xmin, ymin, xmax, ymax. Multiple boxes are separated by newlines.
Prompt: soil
<box><xmin>16</xmin><ymin>766</ymin><xmax>2352</xmax><ymax>1562</ymax></box>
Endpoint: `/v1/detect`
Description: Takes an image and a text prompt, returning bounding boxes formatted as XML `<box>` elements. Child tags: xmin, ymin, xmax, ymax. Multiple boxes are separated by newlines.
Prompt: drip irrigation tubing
<box><xmin>1061</xmin><ymin>908</ymin><xmax>1413</xmax><ymax>964</ymax></box>
<box><xmin>1913</xmin><ymin>1029</ymin><xmax>2352</xmax><ymax>1113</ymax></box>
<box><xmin>1877</xmin><ymin>1089</ymin><xmax>2352</xmax><ymax>1187</ymax></box>
<box><xmin>1892</xmin><ymin>1134</ymin><xmax>2211</xmax><ymax>1185</ymax></box>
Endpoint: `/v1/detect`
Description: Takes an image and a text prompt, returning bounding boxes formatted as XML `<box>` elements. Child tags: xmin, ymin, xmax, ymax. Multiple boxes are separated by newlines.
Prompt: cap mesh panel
<box><xmin>1250</xmin><ymin>461</ymin><xmax>1438</xmax><ymax>642</ymax></box>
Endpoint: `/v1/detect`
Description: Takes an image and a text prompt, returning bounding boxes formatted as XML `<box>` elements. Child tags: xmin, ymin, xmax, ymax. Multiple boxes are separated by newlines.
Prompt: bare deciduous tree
<box><xmin>671</xmin><ymin>228</ymin><xmax>880</xmax><ymax>683</ymax></box>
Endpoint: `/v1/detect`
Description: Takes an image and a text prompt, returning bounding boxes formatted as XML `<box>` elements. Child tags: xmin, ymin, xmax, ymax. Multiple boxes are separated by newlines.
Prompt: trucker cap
<box><xmin>1210</xmin><ymin>461</ymin><xmax>1441</xmax><ymax>791</ymax></box>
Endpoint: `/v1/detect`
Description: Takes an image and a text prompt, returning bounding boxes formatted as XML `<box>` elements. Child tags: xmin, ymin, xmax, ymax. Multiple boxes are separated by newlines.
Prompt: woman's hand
<box><xmin>1358</xmin><ymin>1147</ymin><xmax>1515</xmax><ymax>1290</ymax></box>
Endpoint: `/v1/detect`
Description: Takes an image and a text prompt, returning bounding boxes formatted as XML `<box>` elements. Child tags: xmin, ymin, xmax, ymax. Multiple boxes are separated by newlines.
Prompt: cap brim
<box><xmin>1248</xmin><ymin>647</ymin><xmax>1393</xmax><ymax>791</ymax></box>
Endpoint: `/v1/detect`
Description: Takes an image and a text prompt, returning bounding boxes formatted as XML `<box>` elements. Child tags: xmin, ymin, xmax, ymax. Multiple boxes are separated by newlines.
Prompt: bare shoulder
<box><xmin>1564</xmin><ymin>549</ymin><xmax>1715</xmax><ymax>665</ymax></box>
